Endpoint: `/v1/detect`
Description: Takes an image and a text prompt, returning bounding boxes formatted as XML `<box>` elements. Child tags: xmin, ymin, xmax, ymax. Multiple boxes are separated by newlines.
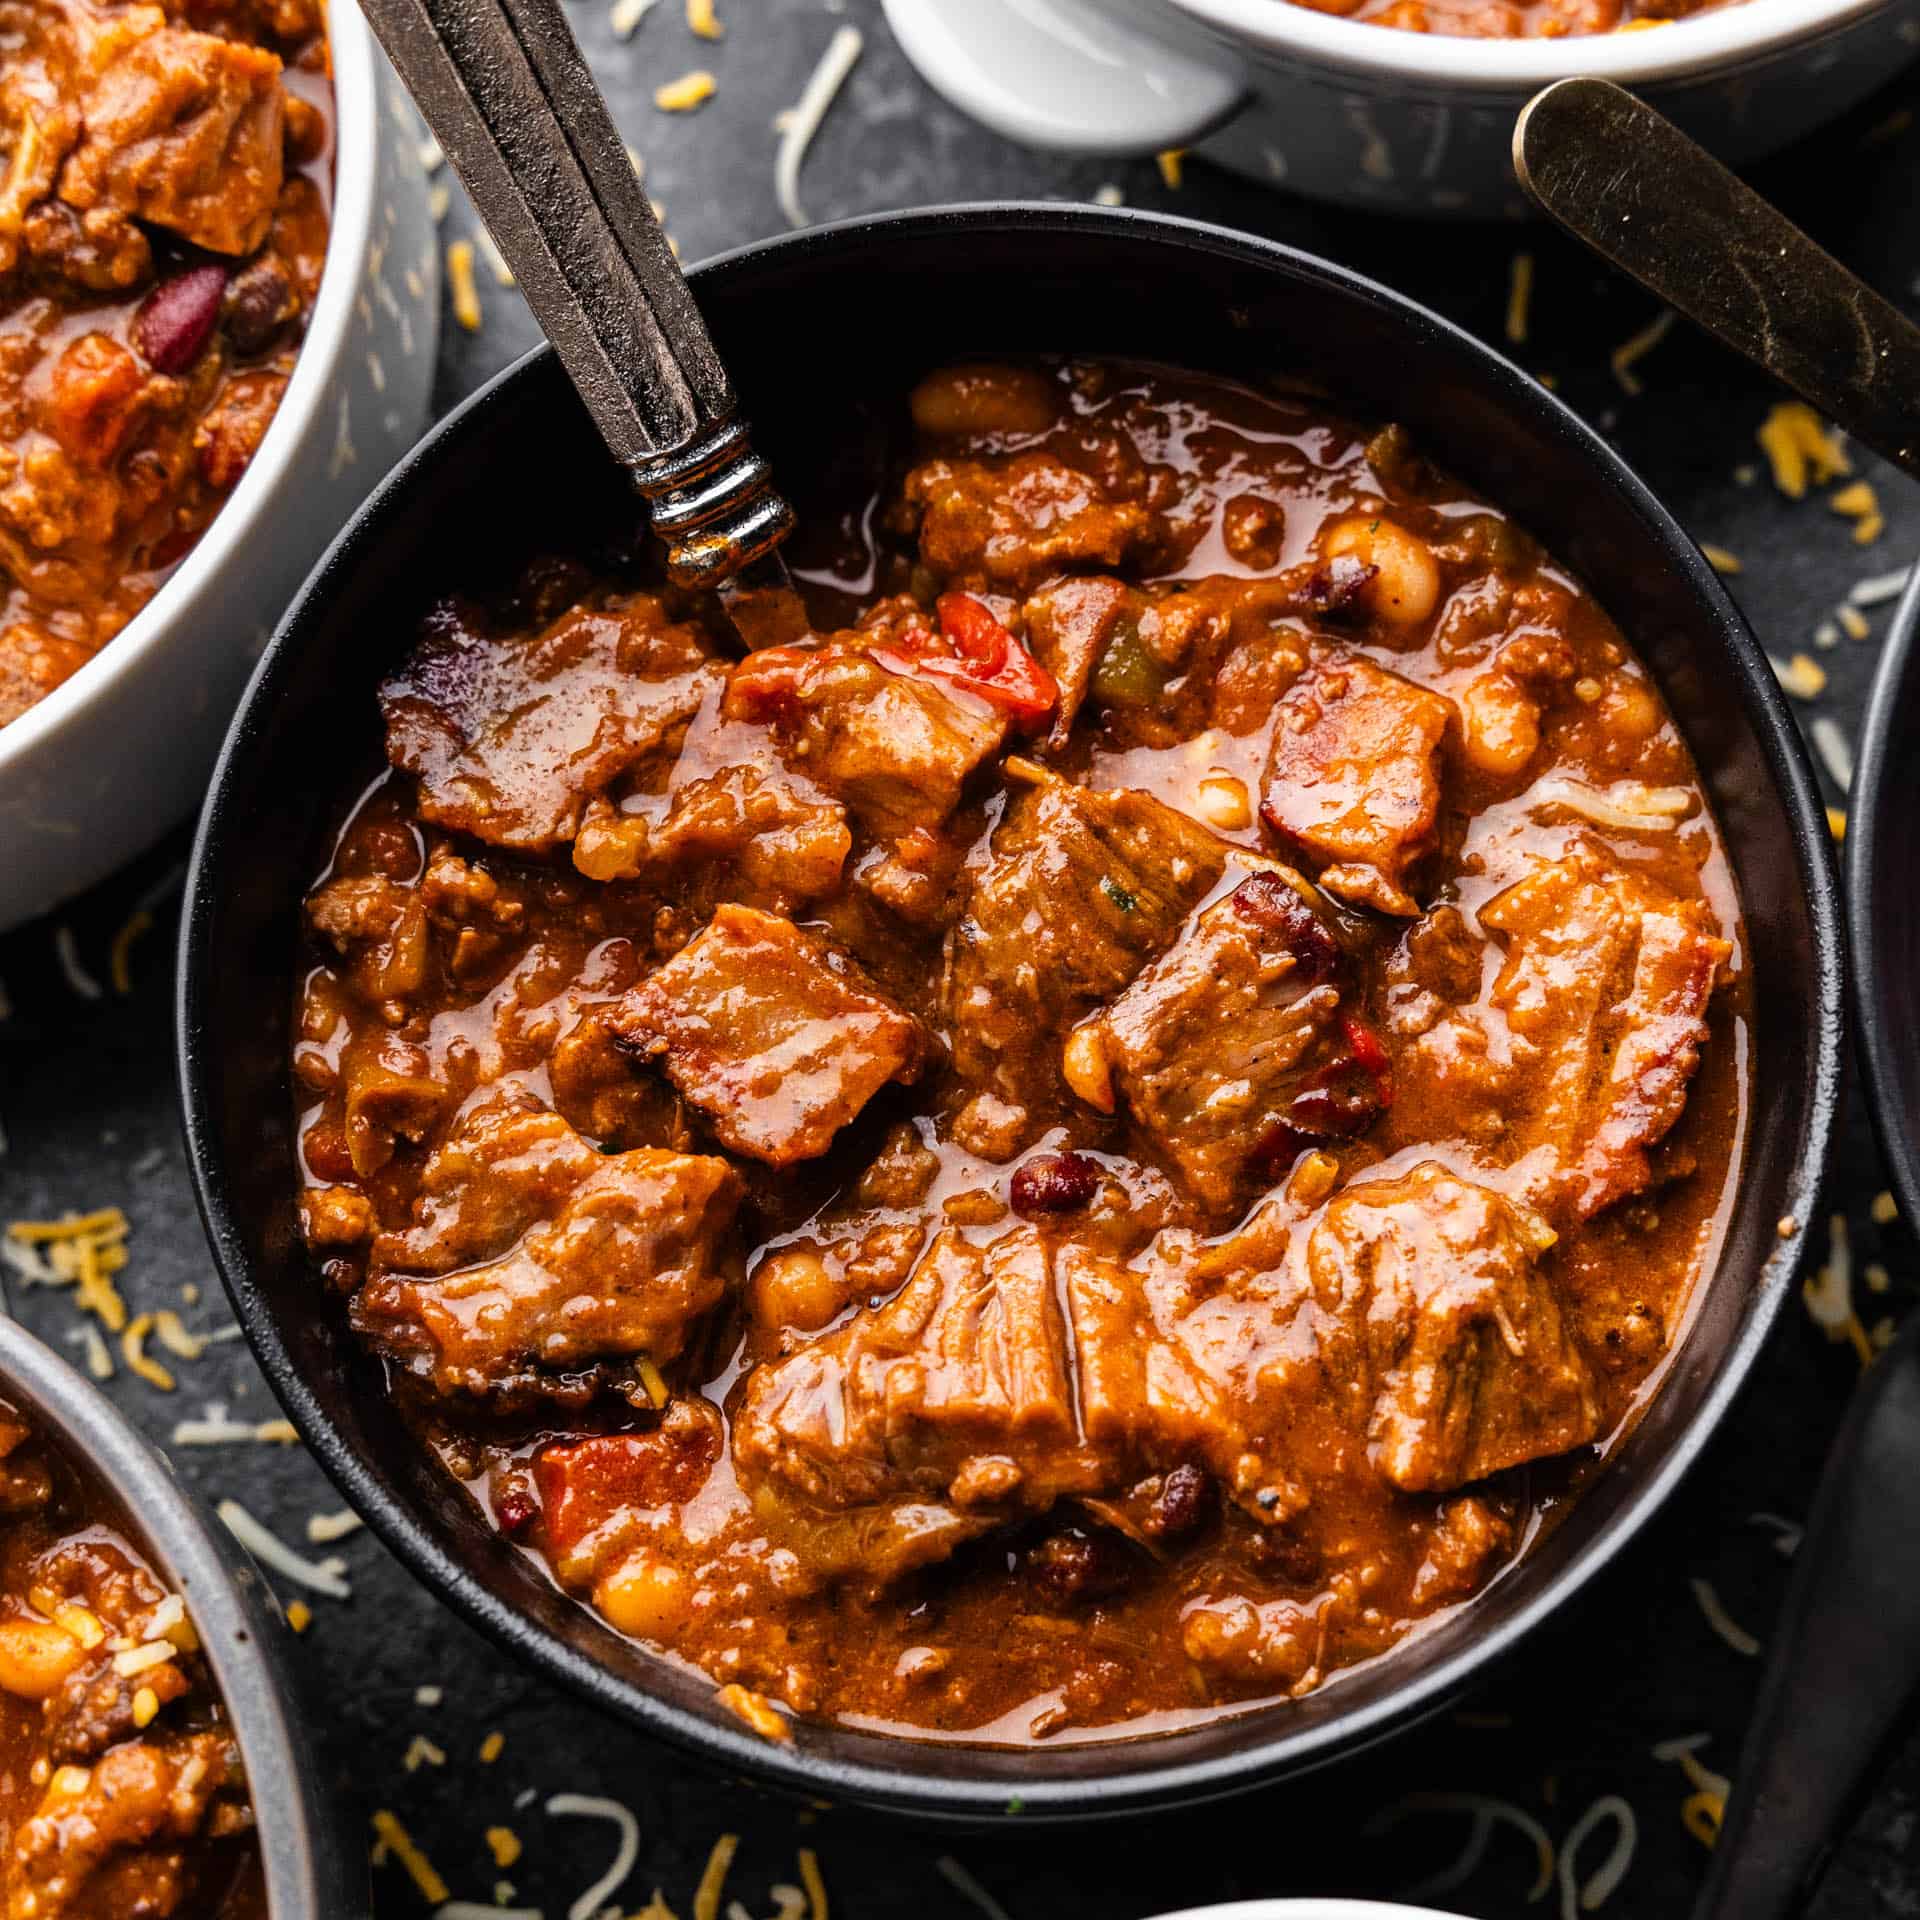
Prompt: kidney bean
<box><xmin>221</xmin><ymin>259</ymin><xmax>291</xmax><ymax>356</ymax></box>
<box><xmin>136</xmin><ymin>265</ymin><xmax>229</xmax><ymax>374</ymax></box>
<box><xmin>1010</xmin><ymin>1151</ymin><xmax>1099</xmax><ymax>1217</ymax></box>
<box><xmin>1143</xmin><ymin>1464</ymin><xmax>1213</xmax><ymax>1541</ymax></box>
<box><xmin>1229</xmin><ymin>872</ymin><xmax>1339</xmax><ymax>984</ymax></box>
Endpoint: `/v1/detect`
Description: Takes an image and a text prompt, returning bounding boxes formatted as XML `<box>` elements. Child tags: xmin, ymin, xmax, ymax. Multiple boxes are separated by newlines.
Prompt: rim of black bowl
<box><xmin>177</xmin><ymin>203</ymin><xmax>1846</xmax><ymax>1822</ymax></box>
<box><xmin>1848</xmin><ymin>571</ymin><xmax>1920</xmax><ymax>1223</ymax></box>
<box><xmin>0</xmin><ymin>1316</ymin><xmax>345</xmax><ymax>1915</ymax></box>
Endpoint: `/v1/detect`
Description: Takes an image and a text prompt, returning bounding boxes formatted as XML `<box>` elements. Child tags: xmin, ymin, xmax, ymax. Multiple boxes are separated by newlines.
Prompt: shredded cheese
<box><xmin>546</xmin><ymin>1793</ymin><xmax>639</xmax><ymax>1920</ymax></box>
<box><xmin>1688</xmin><ymin>1577</ymin><xmax>1761</xmax><ymax>1656</ymax></box>
<box><xmin>217</xmin><ymin>1501</ymin><xmax>353</xmax><ymax>1598</ymax></box>
<box><xmin>476</xmin><ymin>226</ymin><xmax>515</xmax><ymax>288</ymax></box>
<box><xmin>636</xmin><ymin>1355</ymin><xmax>669</xmax><ymax>1408</ymax></box>
<box><xmin>694</xmin><ymin>1834</ymin><xmax>739</xmax><ymax>1920</ymax></box>
<box><xmin>1769</xmin><ymin>652</ymin><xmax>1827</xmax><ymax>700</ymax></box>
<box><xmin>1608</xmin><ymin>309</ymin><xmax>1673</xmax><ymax>396</ymax></box>
<box><xmin>1814</xmin><ymin>618</ymin><xmax>1841</xmax><ymax>649</ymax></box>
<box><xmin>287</xmin><ymin>1600</ymin><xmax>312</xmax><ymax>1633</ymax></box>
<box><xmin>108</xmin><ymin>910</ymin><xmax>152</xmax><ymax>996</ymax></box>
<box><xmin>1558</xmin><ymin>1794</ymin><xmax>1636</xmax><ymax>1918</ymax></box>
<box><xmin>1850</xmin><ymin>566</ymin><xmax>1911</xmax><ymax>606</ymax></box>
<box><xmin>72</xmin><ymin>1326</ymin><xmax>113</xmax><ymax>1380</ymax></box>
<box><xmin>1698</xmin><ymin>543</ymin><xmax>1741</xmax><ymax>575</ymax></box>
<box><xmin>487</xmin><ymin>1826</ymin><xmax>522</xmax><ymax>1869</ymax></box>
<box><xmin>1809</xmin><ymin>715</ymin><xmax>1855</xmax><ymax>791</ymax></box>
<box><xmin>1505</xmin><ymin>251</ymin><xmax>1533</xmax><ymax>346</ymax></box>
<box><xmin>428</xmin><ymin>182</ymin><xmax>451</xmax><ymax>223</ymax></box>
<box><xmin>1827</xmin><ymin>806</ymin><xmax>1848</xmax><ymax>841</ymax></box>
<box><xmin>8</xmin><ymin>1210</ymin><xmax>131</xmax><ymax>1332</ymax></box>
<box><xmin>1681</xmin><ymin>1789</ymin><xmax>1724</xmax><ymax>1849</ymax></box>
<box><xmin>307</xmin><ymin>1510</ymin><xmax>363</xmax><ymax>1543</ymax></box>
<box><xmin>372</xmin><ymin>1810</ymin><xmax>449</xmax><ymax>1905</ymax></box>
<box><xmin>686</xmin><ymin>0</ymin><xmax>722</xmax><ymax>36</ymax></box>
<box><xmin>113</xmin><ymin>1639</ymin><xmax>175</xmax><ymax>1678</ymax></box>
<box><xmin>1873</xmin><ymin>1189</ymin><xmax>1899</xmax><ymax>1224</ymax></box>
<box><xmin>480</xmin><ymin>1730</ymin><xmax>505</xmax><ymax>1763</ymax></box>
<box><xmin>171</xmin><ymin>1410</ymin><xmax>300</xmax><ymax>1446</ymax></box>
<box><xmin>609</xmin><ymin>0</ymin><xmax>660</xmax><ymax>37</ymax></box>
<box><xmin>798</xmin><ymin>1848</ymin><xmax>828</xmax><ymax>1920</ymax></box>
<box><xmin>1867</xmin><ymin>1260</ymin><xmax>1892</xmax><ymax>1293</ymax></box>
<box><xmin>1156</xmin><ymin>148</ymin><xmax>1186</xmax><ymax>189</ymax></box>
<box><xmin>120</xmin><ymin>1319</ymin><xmax>173</xmax><ymax>1391</ymax></box>
<box><xmin>1839</xmin><ymin>604</ymin><xmax>1871</xmax><ymax>641</ymax></box>
<box><xmin>655</xmin><ymin>69</ymin><xmax>716</xmax><ymax>111</ymax></box>
<box><xmin>774</xmin><ymin>25</ymin><xmax>862</xmax><ymax>229</ymax></box>
<box><xmin>1832</xmin><ymin>479</ymin><xmax>1879</xmax><ymax>517</ymax></box>
<box><xmin>131</xmin><ymin>1685</ymin><xmax>160</xmax><ymax>1729</ymax></box>
<box><xmin>446</xmin><ymin>241</ymin><xmax>481</xmax><ymax>331</ymax></box>
<box><xmin>1757</xmin><ymin>401</ymin><xmax>1850</xmax><ymax>497</ymax></box>
<box><xmin>1093</xmin><ymin>184</ymin><xmax>1124</xmax><ymax>207</ymax></box>
<box><xmin>403</xmin><ymin>1735</ymin><xmax>446</xmax><ymax>1771</ymax></box>
<box><xmin>716</xmin><ymin>1682</ymin><xmax>791</xmax><ymax>1742</ymax></box>
<box><xmin>53</xmin><ymin>925</ymin><xmax>103</xmax><ymax>1001</ymax></box>
<box><xmin>417</xmin><ymin>133</ymin><xmax>444</xmax><ymax>172</ymax></box>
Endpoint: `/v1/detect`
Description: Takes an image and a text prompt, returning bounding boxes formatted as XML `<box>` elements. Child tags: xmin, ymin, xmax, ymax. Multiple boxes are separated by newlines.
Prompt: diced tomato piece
<box><xmin>723</xmin><ymin>645</ymin><xmax>816</xmax><ymax>723</ymax></box>
<box><xmin>532</xmin><ymin>1427</ymin><xmax>718</xmax><ymax>1555</ymax></box>
<box><xmin>930</xmin><ymin>591</ymin><xmax>1059</xmax><ymax>729</ymax></box>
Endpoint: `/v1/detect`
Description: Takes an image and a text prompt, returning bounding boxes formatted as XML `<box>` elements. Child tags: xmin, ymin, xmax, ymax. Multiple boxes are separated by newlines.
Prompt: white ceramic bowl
<box><xmin>883</xmin><ymin>0</ymin><xmax>1920</xmax><ymax>214</ymax></box>
<box><xmin>1155</xmin><ymin>1903</ymin><xmax>1458</xmax><ymax>1919</ymax></box>
<box><xmin>0</xmin><ymin>0</ymin><xmax>439</xmax><ymax>932</ymax></box>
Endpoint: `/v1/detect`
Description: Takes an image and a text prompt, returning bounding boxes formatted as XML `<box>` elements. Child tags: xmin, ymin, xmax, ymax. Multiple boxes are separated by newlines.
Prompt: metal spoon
<box><xmin>1514</xmin><ymin>77</ymin><xmax>1920</xmax><ymax>481</ymax></box>
<box><xmin>354</xmin><ymin>0</ymin><xmax>798</xmax><ymax>610</ymax></box>
<box><xmin>1519</xmin><ymin>80</ymin><xmax>1920</xmax><ymax>1919</ymax></box>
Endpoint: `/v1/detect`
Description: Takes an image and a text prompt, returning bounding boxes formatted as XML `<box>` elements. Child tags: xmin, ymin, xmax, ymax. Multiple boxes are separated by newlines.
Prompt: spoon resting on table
<box><xmin>1518</xmin><ymin>80</ymin><xmax>1920</xmax><ymax>1920</ymax></box>
<box><xmin>353</xmin><ymin>0</ymin><xmax>806</xmax><ymax>642</ymax></box>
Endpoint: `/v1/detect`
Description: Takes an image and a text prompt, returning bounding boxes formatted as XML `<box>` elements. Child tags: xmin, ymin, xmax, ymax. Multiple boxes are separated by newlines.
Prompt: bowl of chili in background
<box><xmin>0</xmin><ymin>0</ymin><xmax>439</xmax><ymax>934</ymax></box>
<box><xmin>0</xmin><ymin>1311</ymin><xmax>357</xmax><ymax>1916</ymax></box>
<box><xmin>179</xmin><ymin>204</ymin><xmax>1844</xmax><ymax>1820</ymax></box>
<box><xmin>880</xmin><ymin>0</ymin><xmax>1920</xmax><ymax>216</ymax></box>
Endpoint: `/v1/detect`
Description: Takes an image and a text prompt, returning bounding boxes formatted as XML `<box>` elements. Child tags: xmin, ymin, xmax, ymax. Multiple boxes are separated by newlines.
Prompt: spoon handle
<box><xmin>358</xmin><ymin>0</ymin><xmax>793</xmax><ymax>583</ymax></box>
<box><xmin>1513</xmin><ymin>78</ymin><xmax>1920</xmax><ymax>483</ymax></box>
<box><xmin>1693</xmin><ymin>1306</ymin><xmax>1920</xmax><ymax>1920</ymax></box>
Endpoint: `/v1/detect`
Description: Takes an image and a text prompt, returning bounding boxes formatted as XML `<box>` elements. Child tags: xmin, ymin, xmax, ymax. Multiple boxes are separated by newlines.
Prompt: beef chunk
<box><xmin>354</xmin><ymin>1098</ymin><xmax>741</xmax><ymax>1400</ymax></box>
<box><xmin>1022</xmin><ymin>575</ymin><xmax>1138</xmax><ymax>752</ymax></box>
<box><xmin>724</xmin><ymin>643</ymin><xmax>1007</xmax><ymax>839</ymax></box>
<box><xmin>1478</xmin><ymin>848</ymin><xmax>1730</xmax><ymax>1220</ymax></box>
<box><xmin>60</xmin><ymin>14</ymin><xmax>285</xmax><ymax>255</ymax></box>
<box><xmin>574</xmin><ymin>763</ymin><xmax>851</xmax><ymax>907</ymax></box>
<box><xmin>380</xmin><ymin>594</ymin><xmax>724</xmax><ymax>851</ymax></box>
<box><xmin>1261</xmin><ymin>649</ymin><xmax>1453</xmax><ymax>916</ymax></box>
<box><xmin>305</xmin><ymin>872</ymin><xmax>429</xmax><ymax>1001</ymax></box>
<box><xmin>1091</xmin><ymin>870</ymin><xmax>1386</xmax><ymax>1217</ymax></box>
<box><xmin>944</xmin><ymin>775</ymin><xmax>1227</xmax><ymax>1101</ymax></box>
<box><xmin>734</xmin><ymin>1227</ymin><xmax>1088</xmax><ymax>1514</ymax></box>
<box><xmin>1306</xmin><ymin>1163</ymin><xmax>1600</xmax><ymax>1493</ymax></box>
<box><xmin>904</xmin><ymin>451</ymin><xmax>1154</xmax><ymax>592</ymax></box>
<box><xmin>609</xmin><ymin>904</ymin><xmax>924</xmax><ymax>1167</ymax></box>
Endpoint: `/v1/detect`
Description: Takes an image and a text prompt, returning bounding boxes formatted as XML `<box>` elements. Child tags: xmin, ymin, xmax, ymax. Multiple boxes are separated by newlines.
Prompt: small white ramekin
<box><xmin>0</xmin><ymin>0</ymin><xmax>440</xmax><ymax>931</ymax></box>
<box><xmin>884</xmin><ymin>0</ymin><xmax>1920</xmax><ymax>214</ymax></box>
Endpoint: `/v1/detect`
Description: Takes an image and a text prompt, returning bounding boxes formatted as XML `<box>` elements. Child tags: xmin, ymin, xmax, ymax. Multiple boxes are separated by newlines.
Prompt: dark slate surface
<box><xmin>4</xmin><ymin>3</ymin><xmax>1920</xmax><ymax>1913</ymax></box>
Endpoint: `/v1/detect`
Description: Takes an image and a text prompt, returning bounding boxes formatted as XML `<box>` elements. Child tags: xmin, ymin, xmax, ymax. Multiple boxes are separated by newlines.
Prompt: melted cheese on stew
<box><xmin>292</xmin><ymin>360</ymin><xmax>1746</xmax><ymax>1743</ymax></box>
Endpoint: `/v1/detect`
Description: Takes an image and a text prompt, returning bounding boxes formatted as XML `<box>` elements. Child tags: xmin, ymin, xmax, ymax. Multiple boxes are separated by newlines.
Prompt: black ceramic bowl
<box><xmin>178</xmin><ymin>205</ymin><xmax>1845</xmax><ymax>1822</ymax></box>
<box><xmin>1848</xmin><ymin>573</ymin><xmax>1920</xmax><ymax>1222</ymax></box>
<box><xmin>0</xmin><ymin>1316</ymin><xmax>357</xmax><ymax>1914</ymax></box>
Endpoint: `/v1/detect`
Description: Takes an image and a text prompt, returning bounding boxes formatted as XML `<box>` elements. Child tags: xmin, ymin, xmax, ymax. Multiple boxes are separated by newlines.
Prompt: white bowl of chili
<box><xmin>882</xmin><ymin>0</ymin><xmax>1920</xmax><ymax>215</ymax></box>
<box><xmin>0</xmin><ymin>0</ymin><xmax>439</xmax><ymax>932</ymax></box>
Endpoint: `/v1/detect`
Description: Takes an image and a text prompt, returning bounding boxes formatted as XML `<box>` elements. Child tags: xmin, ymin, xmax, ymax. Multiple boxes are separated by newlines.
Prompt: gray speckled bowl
<box><xmin>0</xmin><ymin>1315</ymin><xmax>359</xmax><ymax>1919</ymax></box>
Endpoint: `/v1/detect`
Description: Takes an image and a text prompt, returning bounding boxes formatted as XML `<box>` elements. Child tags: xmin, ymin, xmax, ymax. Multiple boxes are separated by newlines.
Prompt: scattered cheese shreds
<box><xmin>1850</xmin><ymin>566</ymin><xmax>1912</xmax><ymax>606</ymax></box>
<box><xmin>122</xmin><ymin>1317</ymin><xmax>174</xmax><ymax>1392</ymax></box>
<box><xmin>1682</xmin><ymin>1789</ymin><xmax>1724</xmax><ymax>1849</ymax></box>
<box><xmin>480</xmin><ymin>1730</ymin><xmax>505</xmax><ymax>1763</ymax></box>
<box><xmin>403</xmin><ymin>1734</ymin><xmax>446</xmax><ymax>1771</ymax></box>
<box><xmin>150</xmin><ymin>1311</ymin><xmax>205</xmax><ymax>1360</ymax></box>
<box><xmin>1873</xmin><ymin>1189</ymin><xmax>1900</xmax><ymax>1224</ymax></box>
<box><xmin>1699</xmin><ymin>543</ymin><xmax>1741</xmax><ymax>575</ymax></box>
<box><xmin>609</xmin><ymin>0</ymin><xmax>660</xmax><ymax>35</ymax></box>
<box><xmin>1689</xmin><ymin>1576</ymin><xmax>1761</xmax><ymax>1656</ymax></box>
<box><xmin>1804</xmin><ymin>1211</ymin><xmax>1872</xmax><ymax>1366</ymax></box>
<box><xmin>1867</xmin><ymin>1261</ymin><xmax>1891</xmax><ymax>1293</ymax></box>
<box><xmin>307</xmin><ymin>1510</ymin><xmax>363</xmax><ymax>1544</ymax></box>
<box><xmin>774</xmin><ymin>25</ymin><xmax>862</xmax><ymax>229</ymax></box>
<box><xmin>1810</xmin><ymin>715</ymin><xmax>1855</xmax><ymax>791</ymax></box>
<box><xmin>1558</xmin><ymin>1794</ymin><xmax>1637</xmax><ymax>1919</ymax></box>
<box><xmin>171</xmin><ymin>1411</ymin><xmax>300</xmax><ymax>1446</ymax></box>
<box><xmin>53</xmin><ymin>925</ymin><xmax>103</xmax><ymax>1001</ymax></box>
<box><xmin>75</xmin><ymin>1326</ymin><xmax>113</xmax><ymax>1380</ymax></box>
<box><xmin>686</xmin><ymin>0</ymin><xmax>722</xmax><ymax>36</ymax></box>
<box><xmin>287</xmin><ymin>1599</ymin><xmax>312</xmax><ymax>1633</ymax></box>
<box><xmin>655</xmin><ymin>69</ymin><xmax>716</xmax><ymax>112</ymax></box>
<box><xmin>487</xmin><ymin>1826</ymin><xmax>523</xmax><ymax>1869</ymax></box>
<box><xmin>694</xmin><ymin>1834</ymin><xmax>739</xmax><ymax>1920</ymax></box>
<box><xmin>798</xmin><ymin>1847</ymin><xmax>828</xmax><ymax>1920</ymax></box>
<box><xmin>217</xmin><ymin>1501</ymin><xmax>353</xmax><ymax>1599</ymax></box>
<box><xmin>1770</xmin><ymin>652</ymin><xmax>1827</xmax><ymax>700</ymax></box>
<box><xmin>108</xmin><ymin>910</ymin><xmax>152</xmax><ymax>996</ymax></box>
<box><xmin>1757</xmin><ymin>401</ymin><xmax>1851</xmax><ymax>497</ymax></box>
<box><xmin>1828</xmin><ymin>806</ymin><xmax>1847</xmax><ymax>841</ymax></box>
<box><xmin>1505</xmin><ymin>251</ymin><xmax>1533</xmax><ymax>346</ymax></box>
<box><xmin>446</xmin><ymin>240</ymin><xmax>481</xmax><ymax>331</ymax></box>
<box><xmin>1157</xmin><ymin>148</ymin><xmax>1186</xmax><ymax>189</ymax></box>
<box><xmin>1609</xmin><ymin>308</ymin><xmax>1674</xmax><ymax>396</ymax></box>
<box><xmin>1093</xmin><ymin>183</ymin><xmax>1124</xmax><ymax>207</ymax></box>
<box><xmin>475</xmin><ymin>226</ymin><xmax>515</xmax><ymax>288</ymax></box>
<box><xmin>8</xmin><ymin>1210</ymin><xmax>131</xmax><ymax>1333</ymax></box>
<box><xmin>1831</xmin><ymin>479</ymin><xmax>1880</xmax><ymax>517</ymax></box>
<box><xmin>935</xmin><ymin>1859</ymin><xmax>1008</xmax><ymax>1920</ymax></box>
<box><xmin>1854</xmin><ymin>511</ymin><xmax>1886</xmax><ymax>545</ymax></box>
<box><xmin>371</xmin><ymin>1810</ymin><xmax>449</xmax><ymax>1906</ymax></box>
<box><xmin>1839</xmin><ymin>604</ymin><xmax>1871</xmax><ymax>641</ymax></box>
<box><xmin>546</xmin><ymin>1793</ymin><xmax>639</xmax><ymax>1920</ymax></box>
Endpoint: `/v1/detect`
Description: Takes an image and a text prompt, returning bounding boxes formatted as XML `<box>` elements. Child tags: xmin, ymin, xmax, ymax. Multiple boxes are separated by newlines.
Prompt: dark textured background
<box><xmin>4</xmin><ymin>2</ymin><xmax>1920</xmax><ymax>1912</ymax></box>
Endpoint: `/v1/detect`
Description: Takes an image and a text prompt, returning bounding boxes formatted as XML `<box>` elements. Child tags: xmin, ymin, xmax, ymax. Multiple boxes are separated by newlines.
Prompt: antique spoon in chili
<box><xmin>351</xmin><ymin>0</ymin><xmax>804</xmax><ymax>640</ymax></box>
<box><xmin>1514</xmin><ymin>77</ymin><xmax>1920</xmax><ymax>481</ymax></box>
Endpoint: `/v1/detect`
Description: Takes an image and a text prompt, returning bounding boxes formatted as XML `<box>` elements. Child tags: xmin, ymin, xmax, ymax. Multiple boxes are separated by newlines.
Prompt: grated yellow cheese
<box><xmin>479</xmin><ymin>1730</ymin><xmax>505</xmax><ymax>1763</ymax></box>
<box><xmin>1757</xmin><ymin>402</ymin><xmax>1850</xmax><ymax>498</ymax></box>
<box><xmin>287</xmin><ymin>1600</ymin><xmax>312</xmax><ymax>1633</ymax></box>
<box><xmin>1839</xmin><ymin>604</ymin><xmax>1871</xmax><ymax>641</ymax></box>
<box><xmin>108</xmin><ymin>910</ymin><xmax>152</xmax><ymax>996</ymax></box>
<box><xmin>1867</xmin><ymin>1261</ymin><xmax>1891</xmax><ymax>1293</ymax></box>
<box><xmin>1609</xmin><ymin>309</ymin><xmax>1673</xmax><ymax>396</ymax></box>
<box><xmin>686</xmin><ymin>0</ymin><xmax>722</xmax><ymax>36</ymax></box>
<box><xmin>694</xmin><ymin>1834</ymin><xmax>739</xmax><ymax>1920</ymax></box>
<box><xmin>636</xmin><ymin>1355</ymin><xmax>669</xmax><ymax>1408</ymax></box>
<box><xmin>799</xmin><ymin>1847</ymin><xmax>828</xmax><ymax>1920</ymax></box>
<box><xmin>1873</xmin><ymin>1189</ymin><xmax>1899</xmax><ymax>1225</ymax></box>
<box><xmin>716</xmin><ymin>1682</ymin><xmax>791</xmax><ymax>1742</ymax></box>
<box><xmin>446</xmin><ymin>241</ymin><xmax>481</xmax><ymax>331</ymax></box>
<box><xmin>487</xmin><ymin>1826</ymin><xmax>522</xmax><ymax>1869</ymax></box>
<box><xmin>1505</xmin><ymin>251</ymin><xmax>1533</xmax><ymax>347</ymax></box>
<box><xmin>1156</xmin><ymin>148</ymin><xmax>1185</xmax><ymax>189</ymax></box>
<box><xmin>655</xmin><ymin>69</ymin><xmax>717</xmax><ymax>111</ymax></box>
<box><xmin>1853</xmin><ymin>511</ymin><xmax>1886</xmax><ymax>545</ymax></box>
<box><xmin>122</xmin><ymin>1316</ymin><xmax>175</xmax><ymax>1392</ymax></box>
<box><xmin>1831</xmin><ymin>479</ymin><xmax>1879</xmax><ymax>516</ymax></box>
<box><xmin>1804</xmin><ymin>1213</ymin><xmax>1873</xmax><ymax>1369</ymax></box>
<box><xmin>1770</xmin><ymin>652</ymin><xmax>1827</xmax><ymax>700</ymax></box>
<box><xmin>150</xmin><ymin>1311</ymin><xmax>205</xmax><ymax>1360</ymax></box>
<box><xmin>131</xmin><ymin>1685</ymin><xmax>160</xmax><ymax>1729</ymax></box>
<box><xmin>1699</xmin><ymin>543</ymin><xmax>1741</xmax><ymax>575</ymax></box>
<box><xmin>371</xmin><ymin>1810</ymin><xmax>449</xmax><ymax>1905</ymax></box>
<box><xmin>1827</xmin><ymin>806</ymin><xmax>1847</xmax><ymax>840</ymax></box>
<box><xmin>1682</xmin><ymin>1788</ymin><xmax>1724</xmax><ymax>1848</ymax></box>
<box><xmin>402</xmin><ymin>1735</ymin><xmax>445</xmax><ymax>1771</ymax></box>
